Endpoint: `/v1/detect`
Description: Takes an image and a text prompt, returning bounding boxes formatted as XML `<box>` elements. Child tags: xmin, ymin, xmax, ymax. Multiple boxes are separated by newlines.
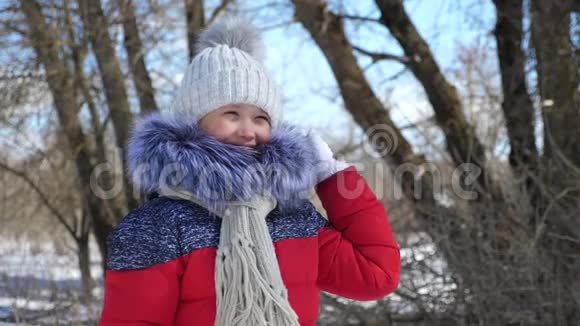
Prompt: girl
<box><xmin>99</xmin><ymin>17</ymin><xmax>400</xmax><ymax>326</ymax></box>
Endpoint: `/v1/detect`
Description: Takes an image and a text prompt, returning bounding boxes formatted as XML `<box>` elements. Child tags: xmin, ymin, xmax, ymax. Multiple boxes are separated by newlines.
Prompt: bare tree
<box><xmin>291</xmin><ymin>0</ymin><xmax>580</xmax><ymax>324</ymax></box>
<box><xmin>117</xmin><ymin>0</ymin><xmax>159</xmax><ymax>114</ymax></box>
<box><xmin>529</xmin><ymin>1</ymin><xmax>580</xmax><ymax>323</ymax></box>
<box><xmin>373</xmin><ymin>0</ymin><xmax>490</xmax><ymax>191</ymax></box>
<box><xmin>77</xmin><ymin>0</ymin><xmax>138</xmax><ymax>211</ymax></box>
<box><xmin>0</xmin><ymin>159</ymin><xmax>95</xmax><ymax>300</ymax></box>
<box><xmin>531</xmin><ymin>0</ymin><xmax>580</xmax><ymax>168</ymax></box>
<box><xmin>492</xmin><ymin>0</ymin><xmax>538</xmax><ymax>177</ymax></box>
<box><xmin>19</xmin><ymin>0</ymin><xmax>117</xmax><ymax>272</ymax></box>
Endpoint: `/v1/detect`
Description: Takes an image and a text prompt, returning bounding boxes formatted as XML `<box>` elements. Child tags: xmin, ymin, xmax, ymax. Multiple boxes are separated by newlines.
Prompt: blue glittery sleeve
<box><xmin>269</xmin><ymin>201</ymin><xmax>330</xmax><ymax>241</ymax></box>
<box><xmin>106</xmin><ymin>197</ymin><xmax>186</xmax><ymax>271</ymax></box>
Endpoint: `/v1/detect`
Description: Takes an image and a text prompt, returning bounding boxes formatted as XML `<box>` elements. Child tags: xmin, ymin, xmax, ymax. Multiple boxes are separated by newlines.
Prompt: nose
<box><xmin>237</xmin><ymin>123</ymin><xmax>256</xmax><ymax>142</ymax></box>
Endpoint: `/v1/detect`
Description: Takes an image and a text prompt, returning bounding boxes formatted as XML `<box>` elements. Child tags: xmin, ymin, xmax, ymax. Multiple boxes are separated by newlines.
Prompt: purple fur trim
<box><xmin>127</xmin><ymin>113</ymin><xmax>319</xmax><ymax>211</ymax></box>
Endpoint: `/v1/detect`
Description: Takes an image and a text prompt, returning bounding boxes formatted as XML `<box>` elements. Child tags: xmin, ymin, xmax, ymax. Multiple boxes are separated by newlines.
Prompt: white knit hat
<box><xmin>170</xmin><ymin>17</ymin><xmax>283</xmax><ymax>125</ymax></box>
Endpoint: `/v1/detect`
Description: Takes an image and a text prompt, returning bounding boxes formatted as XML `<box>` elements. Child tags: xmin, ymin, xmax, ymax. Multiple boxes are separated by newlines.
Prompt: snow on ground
<box><xmin>0</xmin><ymin>235</ymin><xmax>103</xmax><ymax>324</ymax></box>
<box><xmin>0</xmin><ymin>236</ymin><xmax>102</xmax><ymax>281</ymax></box>
<box><xmin>0</xmin><ymin>233</ymin><xmax>457</xmax><ymax>324</ymax></box>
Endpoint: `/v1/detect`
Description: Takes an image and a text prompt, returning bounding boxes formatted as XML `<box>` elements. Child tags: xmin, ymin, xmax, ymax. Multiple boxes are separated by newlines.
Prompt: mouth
<box><xmin>229</xmin><ymin>140</ymin><xmax>257</xmax><ymax>148</ymax></box>
<box><xmin>236</xmin><ymin>140</ymin><xmax>257</xmax><ymax>147</ymax></box>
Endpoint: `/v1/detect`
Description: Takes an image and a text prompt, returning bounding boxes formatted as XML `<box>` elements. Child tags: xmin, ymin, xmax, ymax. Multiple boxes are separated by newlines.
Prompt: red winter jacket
<box><xmin>99</xmin><ymin>166</ymin><xmax>399</xmax><ymax>325</ymax></box>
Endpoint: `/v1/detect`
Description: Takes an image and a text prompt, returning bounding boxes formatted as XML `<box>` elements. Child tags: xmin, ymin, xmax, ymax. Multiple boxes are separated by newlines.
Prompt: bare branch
<box><xmin>0</xmin><ymin>161</ymin><xmax>76</xmax><ymax>237</ymax></box>
<box><xmin>257</xmin><ymin>19</ymin><xmax>295</xmax><ymax>32</ymax></box>
<box><xmin>352</xmin><ymin>45</ymin><xmax>409</xmax><ymax>64</ymax></box>
<box><xmin>207</xmin><ymin>0</ymin><xmax>233</xmax><ymax>26</ymax></box>
<box><xmin>336</xmin><ymin>13</ymin><xmax>381</xmax><ymax>24</ymax></box>
<box><xmin>379</xmin><ymin>66</ymin><xmax>408</xmax><ymax>84</ymax></box>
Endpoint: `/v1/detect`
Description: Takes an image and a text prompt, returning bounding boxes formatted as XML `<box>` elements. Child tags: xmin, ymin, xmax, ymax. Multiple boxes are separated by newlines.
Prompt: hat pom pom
<box><xmin>195</xmin><ymin>17</ymin><xmax>265</xmax><ymax>62</ymax></box>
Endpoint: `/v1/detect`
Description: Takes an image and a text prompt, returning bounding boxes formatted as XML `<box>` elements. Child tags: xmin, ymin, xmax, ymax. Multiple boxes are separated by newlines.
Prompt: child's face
<box><xmin>199</xmin><ymin>104</ymin><xmax>272</xmax><ymax>147</ymax></box>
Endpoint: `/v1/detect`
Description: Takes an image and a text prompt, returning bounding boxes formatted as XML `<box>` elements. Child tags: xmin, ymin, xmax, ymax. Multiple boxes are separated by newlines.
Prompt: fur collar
<box><xmin>127</xmin><ymin>113</ymin><xmax>319</xmax><ymax>211</ymax></box>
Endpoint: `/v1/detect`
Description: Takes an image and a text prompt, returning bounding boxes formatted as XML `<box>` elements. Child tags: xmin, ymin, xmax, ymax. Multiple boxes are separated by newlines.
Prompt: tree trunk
<box><xmin>118</xmin><ymin>0</ymin><xmax>159</xmax><ymax>114</ymax></box>
<box><xmin>20</xmin><ymin>0</ymin><xmax>116</xmax><ymax>274</ymax></box>
<box><xmin>530</xmin><ymin>1</ymin><xmax>580</xmax><ymax>323</ymax></box>
<box><xmin>77</xmin><ymin>233</ymin><xmax>95</xmax><ymax>301</ymax></box>
<box><xmin>492</xmin><ymin>0</ymin><xmax>548</xmax><ymax>244</ymax></box>
<box><xmin>78</xmin><ymin>0</ymin><xmax>138</xmax><ymax>212</ymax></box>
<box><xmin>75</xmin><ymin>199</ymin><xmax>96</xmax><ymax>301</ymax></box>
<box><xmin>185</xmin><ymin>0</ymin><xmax>205</xmax><ymax>61</ymax></box>
<box><xmin>492</xmin><ymin>0</ymin><xmax>538</xmax><ymax>176</ymax></box>
<box><xmin>491</xmin><ymin>3</ymin><xmax>579</xmax><ymax>323</ymax></box>
<box><xmin>374</xmin><ymin>0</ymin><xmax>489</xmax><ymax>192</ymax></box>
<box><xmin>291</xmin><ymin>0</ymin><xmax>419</xmax><ymax>170</ymax></box>
<box><xmin>64</xmin><ymin>0</ymin><xmax>129</xmax><ymax>223</ymax></box>
<box><xmin>531</xmin><ymin>0</ymin><xmax>580</xmax><ymax>168</ymax></box>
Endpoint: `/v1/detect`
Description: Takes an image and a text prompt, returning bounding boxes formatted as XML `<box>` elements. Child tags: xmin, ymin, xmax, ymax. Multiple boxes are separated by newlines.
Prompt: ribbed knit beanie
<box><xmin>170</xmin><ymin>17</ymin><xmax>283</xmax><ymax>125</ymax></box>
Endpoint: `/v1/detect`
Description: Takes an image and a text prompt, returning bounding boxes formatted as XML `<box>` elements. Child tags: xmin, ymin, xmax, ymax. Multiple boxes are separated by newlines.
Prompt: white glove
<box><xmin>308</xmin><ymin>131</ymin><xmax>351</xmax><ymax>183</ymax></box>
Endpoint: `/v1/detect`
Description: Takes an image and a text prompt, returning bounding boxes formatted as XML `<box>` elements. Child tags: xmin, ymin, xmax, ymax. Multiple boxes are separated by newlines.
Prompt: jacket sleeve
<box><xmin>316</xmin><ymin>166</ymin><xmax>400</xmax><ymax>301</ymax></box>
<box><xmin>100</xmin><ymin>263</ymin><xmax>182</xmax><ymax>326</ymax></box>
<box><xmin>99</xmin><ymin>203</ymin><xmax>184</xmax><ymax>326</ymax></box>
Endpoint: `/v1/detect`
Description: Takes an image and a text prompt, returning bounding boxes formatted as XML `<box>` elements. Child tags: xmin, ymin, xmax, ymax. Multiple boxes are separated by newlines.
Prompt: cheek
<box><xmin>202</xmin><ymin>119</ymin><xmax>235</xmax><ymax>140</ymax></box>
<box><xmin>256</xmin><ymin>126</ymin><xmax>272</xmax><ymax>144</ymax></box>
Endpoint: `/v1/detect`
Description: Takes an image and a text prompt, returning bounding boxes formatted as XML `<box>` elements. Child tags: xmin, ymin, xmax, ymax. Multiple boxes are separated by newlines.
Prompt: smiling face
<box><xmin>198</xmin><ymin>104</ymin><xmax>272</xmax><ymax>147</ymax></box>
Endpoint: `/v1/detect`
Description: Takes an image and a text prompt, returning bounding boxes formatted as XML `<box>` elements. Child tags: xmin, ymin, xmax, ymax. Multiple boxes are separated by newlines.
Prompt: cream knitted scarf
<box><xmin>160</xmin><ymin>189</ymin><xmax>300</xmax><ymax>326</ymax></box>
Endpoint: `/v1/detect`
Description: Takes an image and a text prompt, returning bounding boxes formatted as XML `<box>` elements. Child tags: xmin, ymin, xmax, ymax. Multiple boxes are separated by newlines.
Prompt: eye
<box><xmin>224</xmin><ymin>111</ymin><xmax>239</xmax><ymax>118</ymax></box>
<box><xmin>256</xmin><ymin>115</ymin><xmax>270</xmax><ymax>124</ymax></box>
